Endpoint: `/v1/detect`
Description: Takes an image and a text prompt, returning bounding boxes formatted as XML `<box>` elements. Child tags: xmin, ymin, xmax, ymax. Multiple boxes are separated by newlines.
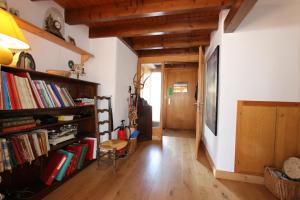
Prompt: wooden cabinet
<box><xmin>274</xmin><ymin>106</ymin><xmax>300</xmax><ymax>168</ymax></box>
<box><xmin>235</xmin><ymin>101</ymin><xmax>300</xmax><ymax>175</ymax></box>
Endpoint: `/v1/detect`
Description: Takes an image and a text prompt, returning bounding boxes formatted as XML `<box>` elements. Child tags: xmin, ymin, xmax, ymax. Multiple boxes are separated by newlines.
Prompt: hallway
<box><xmin>44</xmin><ymin>130</ymin><xmax>275</xmax><ymax>200</ymax></box>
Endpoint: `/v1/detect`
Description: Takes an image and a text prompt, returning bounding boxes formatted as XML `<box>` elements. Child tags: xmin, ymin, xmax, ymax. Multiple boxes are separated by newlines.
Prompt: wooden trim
<box><xmin>238</xmin><ymin>100</ymin><xmax>300</xmax><ymax>107</ymax></box>
<box><xmin>201</xmin><ymin>141</ymin><xmax>264</xmax><ymax>185</ymax></box>
<box><xmin>225</xmin><ymin>0</ymin><xmax>257</xmax><ymax>33</ymax></box>
<box><xmin>139</xmin><ymin>54</ymin><xmax>199</xmax><ymax>63</ymax></box>
<box><xmin>14</xmin><ymin>16</ymin><xmax>94</xmax><ymax>64</ymax></box>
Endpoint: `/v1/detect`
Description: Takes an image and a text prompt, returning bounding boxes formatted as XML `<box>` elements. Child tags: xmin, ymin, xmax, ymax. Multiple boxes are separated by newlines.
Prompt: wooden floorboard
<box><xmin>43</xmin><ymin>130</ymin><xmax>276</xmax><ymax>200</ymax></box>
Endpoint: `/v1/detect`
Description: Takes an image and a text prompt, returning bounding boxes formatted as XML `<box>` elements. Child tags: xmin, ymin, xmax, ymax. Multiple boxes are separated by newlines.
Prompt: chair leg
<box><xmin>112</xmin><ymin>148</ymin><xmax>117</xmax><ymax>173</ymax></box>
<box><xmin>97</xmin><ymin>149</ymin><xmax>101</xmax><ymax>168</ymax></box>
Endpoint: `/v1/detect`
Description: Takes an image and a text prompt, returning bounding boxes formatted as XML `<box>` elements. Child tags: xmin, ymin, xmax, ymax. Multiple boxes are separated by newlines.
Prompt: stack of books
<box><xmin>0</xmin><ymin>70</ymin><xmax>75</xmax><ymax>110</ymax></box>
<box><xmin>0</xmin><ymin>129</ymin><xmax>50</xmax><ymax>173</ymax></box>
<box><xmin>40</xmin><ymin>137</ymin><xmax>96</xmax><ymax>185</ymax></box>
<box><xmin>0</xmin><ymin>116</ymin><xmax>36</xmax><ymax>133</ymax></box>
<box><xmin>74</xmin><ymin>98</ymin><xmax>94</xmax><ymax>106</ymax></box>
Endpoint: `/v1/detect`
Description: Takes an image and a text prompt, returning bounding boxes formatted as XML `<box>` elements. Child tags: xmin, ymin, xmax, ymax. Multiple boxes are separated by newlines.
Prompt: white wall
<box><xmin>204</xmin><ymin>0</ymin><xmax>300</xmax><ymax>172</ymax></box>
<box><xmin>7</xmin><ymin>0</ymin><xmax>89</xmax><ymax>72</ymax></box>
<box><xmin>114</xmin><ymin>40</ymin><xmax>138</xmax><ymax>126</ymax></box>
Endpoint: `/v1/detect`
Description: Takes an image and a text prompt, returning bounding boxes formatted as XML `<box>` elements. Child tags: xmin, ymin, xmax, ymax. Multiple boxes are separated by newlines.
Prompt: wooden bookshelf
<box><xmin>0</xmin><ymin>67</ymin><xmax>98</xmax><ymax>199</ymax></box>
<box><xmin>13</xmin><ymin>16</ymin><xmax>94</xmax><ymax>65</ymax></box>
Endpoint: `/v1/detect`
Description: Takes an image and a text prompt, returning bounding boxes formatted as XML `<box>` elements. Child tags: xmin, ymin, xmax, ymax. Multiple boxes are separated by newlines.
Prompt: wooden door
<box><xmin>274</xmin><ymin>106</ymin><xmax>300</xmax><ymax>168</ymax></box>
<box><xmin>235</xmin><ymin>103</ymin><xmax>277</xmax><ymax>175</ymax></box>
<box><xmin>195</xmin><ymin>47</ymin><xmax>205</xmax><ymax>158</ymax></box>
<box><xmin>165</xmin><ymin>67</ymin><xmax>197</xmax><ymax>130</ymax></box>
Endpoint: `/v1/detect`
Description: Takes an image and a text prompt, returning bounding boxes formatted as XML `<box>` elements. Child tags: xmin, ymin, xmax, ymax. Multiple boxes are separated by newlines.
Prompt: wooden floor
<box><xmin>43</xmin><ymin>130</ymin><xmax>276</xmax><ymax>200</ymax></box>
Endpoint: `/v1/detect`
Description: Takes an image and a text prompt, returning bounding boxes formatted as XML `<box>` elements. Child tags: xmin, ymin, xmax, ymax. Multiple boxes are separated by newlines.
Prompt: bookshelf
<box><xmin>0</xmin><ymin>66</ymin><xmax>99</xmax><ymax>199</ymax></box>
<box><xmin>13</xmin><ymin>16</ymin><xmax>94</xmax><ymax>65</ymax></box>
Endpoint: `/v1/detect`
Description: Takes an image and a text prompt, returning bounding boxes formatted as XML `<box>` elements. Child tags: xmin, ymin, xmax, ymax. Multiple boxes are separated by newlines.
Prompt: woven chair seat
<box><xmin>100</xmin><ymin>140</ymin><xmax>128</xmax><ymax>151</ymax></box>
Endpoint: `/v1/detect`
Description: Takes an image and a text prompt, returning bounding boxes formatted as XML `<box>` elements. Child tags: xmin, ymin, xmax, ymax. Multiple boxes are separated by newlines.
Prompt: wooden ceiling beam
<box><xmin>65</xmin><ymin>0</ymin><xmax>234</xmax><ymax>25</ymax></box>
<box><xmin>137</xmin><ymin>48</ymin><xmax>199</xmax><ymax>57</ymax></box>
<box><xmin>225</xmin><ymin>0</ymin><xmax>257</xmax><ymax>33</ymax></box>
<box><xmin>132</xmin><ymin>37</ymin><xmax>209</xmax><ymax>50</ymax></box>
<box><xmin>139</xmin><ymin>53</ymin><xmax>199</xmax><ymax>63</ymax></box>
<box><xmin>89</xmin><ymin>19</ymin><xmax>218</xmax><ymax>38</ymax></box>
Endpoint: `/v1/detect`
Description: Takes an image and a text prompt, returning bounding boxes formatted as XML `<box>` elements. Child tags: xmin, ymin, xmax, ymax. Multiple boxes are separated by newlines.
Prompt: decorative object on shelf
<box><xmin>0</xmin><ymin>8</ymin><xmax>30</xmax><ymax>65</ymax></box>
<box><xmin>283</xmin><ymin>157</ymin><xmax>300</xmax><ymax>180</ymax></box>
<box><xmin>69</xmin><ymin>62</ymin><xmax>85</xmax><ymax>79</ymax></box>
<box><xmin>8</xmin><ymin>7</ymin><xmax>19</xmax><ymax>16</ymax></box>
<box><xmin>68</xmin><ymin>36</ymin><xmax>76</xmax><ymax>46</ymax></box>
<box><xmin>0</xmin><ymin>0</ymin><xmax>7</xmax><ymax>10</ymax></box>
<box><xmin>16</xmin><ymin>51</ymin><xmax>36</xmax><ymax>70</ymax></box>
<box><xmin>43</xmin><ymin>7</ymin><xmax>65</xmax><ymax>40</ymax></box>
<box><xmin>46</xmin><ymin>69</ymin><xmax>71</xmax><ymax>77</ymax></box>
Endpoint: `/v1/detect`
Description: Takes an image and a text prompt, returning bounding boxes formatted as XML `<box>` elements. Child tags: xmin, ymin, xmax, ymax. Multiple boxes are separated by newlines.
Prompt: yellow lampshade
<box><xmin>0</xmin><ymin>8</ymin><xmax>30</xmax><ymax>50</ymax></box>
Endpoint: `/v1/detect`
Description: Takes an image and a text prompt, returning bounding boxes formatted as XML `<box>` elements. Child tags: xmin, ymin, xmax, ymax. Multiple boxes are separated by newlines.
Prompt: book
<box><xmin>76</xmin><ymin>144</ymin><xmax>88</xmax><ymax>169</ymax></box>
<box><xmin>0</xmin><ymin>140</ymin><xmax>4</xmax><ymax>172</ymax></box>
<box><xmin>5</xmin><ymin>73</ymin><xmax>18</xmax><ymax>109</ymax></box>
<box><xmin>9</xmin><ymin>73</ymin><xmax>22</xmax><ymax>109</ymax></box>
<box><xmin>24</xmin><ymin>78</ymin><xmax>38</xmax><ymax>109</ymax></box>
<box><xmin>57</xmin><ymin>85</ymin><xmax>70</xmax><ymax>107</ymax></box>
<box><xmin>11</xmin><ymin>136</ymin><xmax>25</xmax><ymax>165</ymax></box>
<box><xmin>32</xmin><ymin>133</ymin><xmax>42</xmax><ymax>157</ymax></box>
<box><xmin>55</xmin><ymin>150</ymin><xmax>73</xmax><ymax>181</ymax></box>
<box><xmin>79</xmin><ymin>138</ymin><xmax>95</xmax><ymax>160</ymax></box>
<box><xmin>50</xmin><ymin>83</ymin><xmax>65</xmax><ymax>107</ymax></box>
<box><xmin>26</xmin><ymin>72</ymin><xmax>44</xmax><ymax>108</ymax></box>
<box><xmin>62</xmin><ymin>88</ymin><xmax>75</xmax><ymax>106</ymax></box>
<box><xmin>14</xmin><ymin>75</ymin><xmax>28</xmax><ymax>109</ymax></box>
<box><xmin>28</xmin><ymin>134</ymin><xmax>38</xmax><ymax>158</ymax></box>
<box><xmin>84</xmin><ymin>137</ymin><xmax>97</xmax><ymax>159</ymax></box>
<box><xmin>33</xmin><ymin>80</ymin><xmax>47</xmax><ymax>108</ymax></box>
<box><xmin>65</xmin><ymin>150</ymin><xmax>78</xmax><ymax>176</ymax></box>
<box><xmin>40</xmin><ymin>152</ymin><xmax>67</xmax><ymax>186</ymax></box>
<box><xmin>0</xmin><ymin>138</ymin><xmax>12</xmax><ymax>171</ymax></box>
<box><xmin>40</xmin><ymin>81</ymin><xmax>55</xmax><ymax>108</ymax></box>
<box><xmin>66</xmin><ymin>145</ymin><xmax>84</xmax><ymax>170</ymax></box>
<box><xmin>7</xmin><ymin>140</ymin><xmax>17</xmax><ymax>167</ymax></box>
<box><xmin>23</xmin><ymin>134</ymin><xmax>35</xmax><ymax>162</ymax></box>
<box><xmin>35</xmin><ymin>80</ymin><xmax>51</xmax><ymax>108</ymax></box>
<box><xmin>2</xmin><ymin>123</ymin><xmax>36</xmax><ymax>133</ymax></box>
<box><xmin>47</xmin><ymin>84</ymin><xmax>61</xmax><ymax>107</ymax></box>
<box><xmin>1</xmin><ymin>118</ymin><xmax>36</xmax><ymax>128</ymax></box>
<box><xmin>2</xmin><ymin>71</ymin><xmax>11</xmax><ymax>110</ymax></box>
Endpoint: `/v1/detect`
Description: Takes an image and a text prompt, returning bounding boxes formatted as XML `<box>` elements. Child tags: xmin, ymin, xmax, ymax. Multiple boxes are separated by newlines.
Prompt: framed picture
<box><xmin>205</xmin><ymin>45</ymin><xmax>219</xmax><ymax>136</ymax></box>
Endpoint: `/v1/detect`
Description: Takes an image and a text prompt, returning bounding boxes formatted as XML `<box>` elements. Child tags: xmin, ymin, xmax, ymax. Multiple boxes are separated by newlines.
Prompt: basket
<box><xmin>264</xmin><ymin>167</ymin><xmax>300</xmax><ymax>200</ymax></box>
<box><xmin>127</xmin><ymin>138</ymin><xmax>137</xmax><ymax>155</ymax></box>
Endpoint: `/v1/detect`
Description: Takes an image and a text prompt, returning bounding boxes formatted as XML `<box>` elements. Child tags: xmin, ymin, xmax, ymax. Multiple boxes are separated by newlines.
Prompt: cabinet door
<box><xmin>235</xmin><ymin>105</ymin><xmax>277</xmax><ymax>175</ymax></box>
<box><xmin>274</xmin><ymin>106</ymin><xmax>300</xmax><ymax>168</ymax></box>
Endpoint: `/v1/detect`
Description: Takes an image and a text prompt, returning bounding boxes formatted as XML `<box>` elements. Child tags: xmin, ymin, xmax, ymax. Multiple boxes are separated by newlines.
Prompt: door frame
<box><xmin>195</xmin><ymin>46</ymin><xmax>205</xmax><ymax>158</ymax></box>
<box><xmin>137</xmin><ymin>53</ymin><xmax>199</xmax><ymax>140</ymax></box>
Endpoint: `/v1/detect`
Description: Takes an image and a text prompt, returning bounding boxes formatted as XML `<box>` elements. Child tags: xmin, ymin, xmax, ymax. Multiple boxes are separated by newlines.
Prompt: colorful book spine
<box><xmin>26</xmin><ymin>73</ymin><xmax>44</xmax><ymax>108</ymax></box>
<box><xmin>24</xmin><ymin>78</ymin><xmax>37</xmax><ymax>109</ymax></box>
<box><xmin>50</xmin><ymin>83</ymin><xmax>65</xmax><ymax>107</ymax></box>
<box><xmin>34</xmin><ymin>80</ymin><xmax>48</xmax><ymax>108</ymax></box>
<box><xmin>5</xmin><ymin>73</ymin><xmax>17</xmax><ymax>109</ymax></box>
<box><xmin>62</xmin><ymin>88</ymin><xmax>75</xmax><ymax>106</ymax></box>
<box><xmin>55</xmin><ymin>150</ymin><xmax>73</xmax><ymax>181</ymax></box>
<box><xmin>40</xmin><ymin>81</ymin><xmax>55</xmax><ymax>108</ymax></box>
<box><xmin>47</xmin><ymin>84</ymin><xmax>61</xmax><ymax>107</ymax></box>
<box><xmin>9</xmin><ymin>73</ymin><xmax>22</xmax><ymax>109</ymax></box>
<box><xmin>2</xmin><ymin>123</ymin><xmax>36</xmax><ymax>133</ymax></box>
<box><xmin>57</xmin><ymin>85</ymin><xmax>70</xmax><ymax>106</ymax></box>
<box><xmin>2</xmin><ymin>72</ymin><xmax>11</xmax><ymax>110</ymax></box>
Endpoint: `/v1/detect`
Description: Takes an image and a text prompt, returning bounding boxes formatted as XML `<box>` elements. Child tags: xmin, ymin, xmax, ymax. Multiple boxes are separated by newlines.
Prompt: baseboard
<box><xmin>201</xmin><ymin>141</ymin><xmax>264</xmax><ymax>185</ymax></box>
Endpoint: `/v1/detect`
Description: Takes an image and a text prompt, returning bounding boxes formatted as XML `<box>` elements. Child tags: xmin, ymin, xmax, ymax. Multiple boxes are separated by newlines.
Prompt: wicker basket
<box><xmin>264</xmin><ymin>167</ymin><xmax>300</xmax><ymax>200</ymax></box>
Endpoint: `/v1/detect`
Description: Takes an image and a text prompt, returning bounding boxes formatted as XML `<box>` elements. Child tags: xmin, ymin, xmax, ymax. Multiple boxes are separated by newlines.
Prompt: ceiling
<box><xmin>33</xmin><ymin>0</ymin><xmax>257</xmax><ymax>57</ymax></box>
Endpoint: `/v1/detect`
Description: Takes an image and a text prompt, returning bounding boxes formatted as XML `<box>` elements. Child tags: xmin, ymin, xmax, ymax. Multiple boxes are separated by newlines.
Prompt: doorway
<box><xmin>164</xmin><ymin>64</ymin><xmax>198</xmax><ymax>131</ymax></box>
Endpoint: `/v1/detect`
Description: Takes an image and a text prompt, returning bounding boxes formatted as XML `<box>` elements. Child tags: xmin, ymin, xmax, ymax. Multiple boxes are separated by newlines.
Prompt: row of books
<box><xmin>0</xmin><ymin>129</ymin><xmax>49</xmax><ymax>173</ymax></box>
<box><xmin>0</xmin><ymin>116</ymin><xmax>36</xmax><ymax>133</ymax></box>
<box><xmin>0</xmin><ymin>70</ymin><xmax>75</xmax><ymax>110</ymax></box>
<box><xmin>41</xmin><ymin>137</ymin><xmax>96</xmax><ymax>186</ymax></box>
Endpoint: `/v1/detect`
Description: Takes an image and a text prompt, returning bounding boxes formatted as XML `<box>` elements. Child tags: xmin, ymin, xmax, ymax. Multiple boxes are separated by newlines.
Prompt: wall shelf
<box><xmin>14</xmin><ymin>16</ymin><xmax>94</xmax><ymax>64</ymax></box>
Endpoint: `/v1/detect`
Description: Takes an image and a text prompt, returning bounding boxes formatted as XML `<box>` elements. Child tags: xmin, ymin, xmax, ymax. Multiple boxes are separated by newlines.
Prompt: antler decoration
<box><xmin>133</xmin><ymin>72</ymin><xmax>150</xmax><ymax>95</ymax></box>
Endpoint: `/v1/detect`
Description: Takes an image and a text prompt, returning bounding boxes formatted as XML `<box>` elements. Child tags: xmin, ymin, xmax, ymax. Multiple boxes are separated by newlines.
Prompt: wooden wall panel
<box><xmin>235</xmin><ymin>104</ymin><xmax>277</xmax><ymax>175</ymax></box>
<box><xmin>274</xmin><ymin>106</ymin><xmax>300</xmax><ymax>168</ymax></box>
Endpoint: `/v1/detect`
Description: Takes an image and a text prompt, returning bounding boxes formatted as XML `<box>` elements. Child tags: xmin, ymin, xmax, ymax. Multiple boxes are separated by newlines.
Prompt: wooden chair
<box><xmin>94</xmin><ymin>96</ymin><xmax>128</xmax><ymax>172</ymax></box>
